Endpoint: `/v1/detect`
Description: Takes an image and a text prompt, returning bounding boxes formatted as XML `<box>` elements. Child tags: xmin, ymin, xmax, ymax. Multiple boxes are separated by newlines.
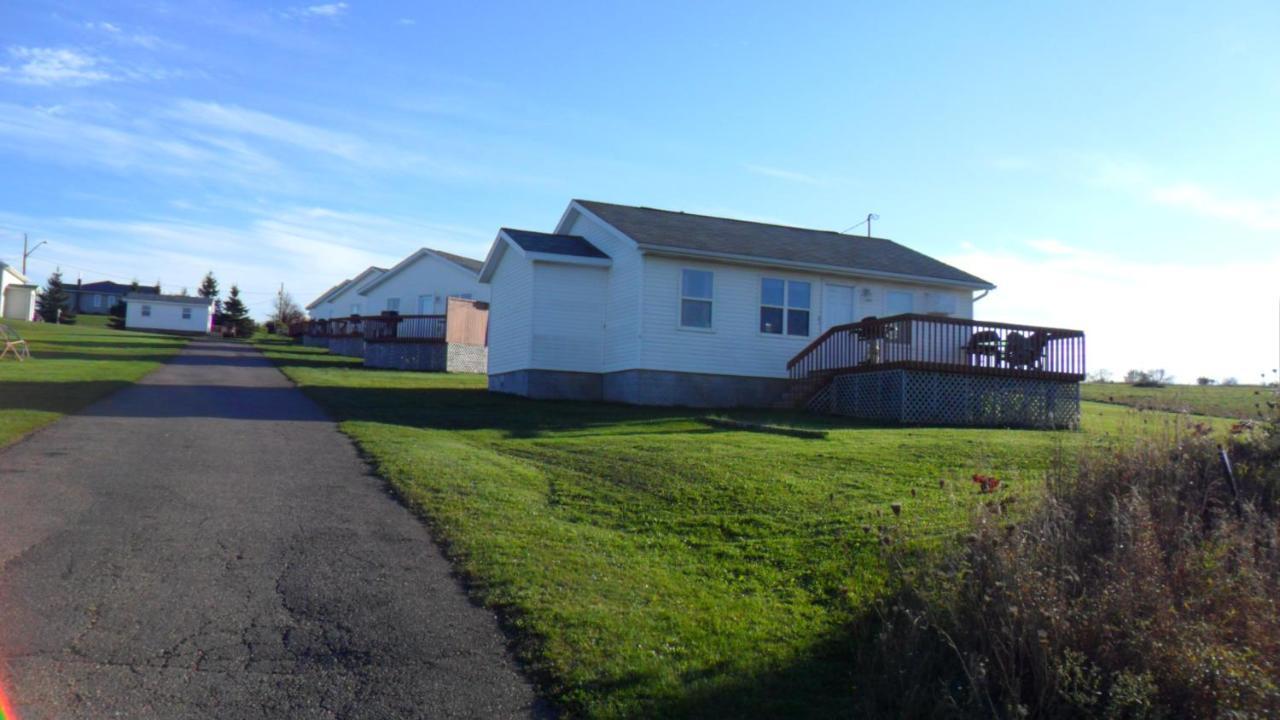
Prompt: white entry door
<box><xmin>822</xmin><ymin>284</ymin><xmax>857</xmax><ymax>331</ymax></box>
<box><xmin>417</xmin><ymin>294</ymin><xmax>436</xmax><ymax>314</ymax></box>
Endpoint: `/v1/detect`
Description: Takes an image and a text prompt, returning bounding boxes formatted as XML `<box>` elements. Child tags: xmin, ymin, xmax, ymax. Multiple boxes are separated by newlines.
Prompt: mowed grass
<box><xmin>256</xmin><ymin>336</ymin><xmax>1222</xmax><ymax>718</ymax></box>
<box><xmin>1081</xmin><ymin>381</ymin><xmax>1279</xmax><ymax>419</ymax></box>
<box><xmin>0</xmin><ymin>316</ymin><xmax>188</xmax><ymax>446</ymax></box>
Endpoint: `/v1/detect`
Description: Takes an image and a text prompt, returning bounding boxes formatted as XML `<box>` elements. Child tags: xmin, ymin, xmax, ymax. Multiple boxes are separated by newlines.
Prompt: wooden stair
<box><xmin>772</xmin><ymin>371</ymin><xmax>837</xmax><ymax>411</ymax></box>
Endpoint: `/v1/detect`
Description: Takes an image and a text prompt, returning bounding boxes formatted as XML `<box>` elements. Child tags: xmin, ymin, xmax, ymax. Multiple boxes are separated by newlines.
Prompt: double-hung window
<box><xmin>386</xmin><ymin>297</ymin><xmax>401</xmax><ymax>312</ymax></box>
<box><xmin>760</xmin><ymin>278</ymin><xmax>811</xmax><ymax>336</ymax></box>
<box><xmin>680</xmin><ymin>269</ymin><xmax>713</xmax><ymax>329</ymax></box>
<box><xmin>141</xmin><ymin>305</ymin><xmax>152</xmax><ymax>317</ymax></box>
<box><xmin>182</xmin><ymin>307</ymin><xmax>192</xmax><ymax>320</ymax></box>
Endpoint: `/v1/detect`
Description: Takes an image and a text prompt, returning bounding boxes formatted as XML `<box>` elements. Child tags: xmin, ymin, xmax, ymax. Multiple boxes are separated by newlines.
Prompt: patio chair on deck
<box><xmin>0</xmin><ymin>324</ymin><xmax>31</xmax><ymax>362</ymax></box>
<box><xmin>1003</xmin><ymin>330</ymin><xmax>1051</xmax><ymax>369</ymax></box>
<box><xmin>964</xmin><ymin>330</ymin><xmax>1002</xmax><ymax>367</ymax></box>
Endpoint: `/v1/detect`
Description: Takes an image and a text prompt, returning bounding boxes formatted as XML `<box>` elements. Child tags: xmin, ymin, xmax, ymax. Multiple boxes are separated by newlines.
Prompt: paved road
<box><xmin>0</xmin><ymin>340</ymin><xmax>542</xmax><ymax>719</ymax></box>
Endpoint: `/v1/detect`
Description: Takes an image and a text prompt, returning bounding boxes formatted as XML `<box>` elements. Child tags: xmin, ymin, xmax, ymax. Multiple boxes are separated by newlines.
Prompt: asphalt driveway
<box><xmin>0</xmin><ymin>339</ymin><xmax>541</xmax><ymax>719</ymax></box>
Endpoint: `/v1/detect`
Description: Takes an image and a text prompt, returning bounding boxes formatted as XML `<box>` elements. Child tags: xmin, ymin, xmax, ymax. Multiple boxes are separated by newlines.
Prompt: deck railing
<box><xmin>300</xmin><ymin>314</ymin><xmax>446</xmax><ymax>341</ymax></box>
<box><xmin>362</xmin><ymin>314</ymin><xmax>446</xmax><ymax>342</ymax></box>
<box><xmin>786</xmin><ymin>314</ymin><xmax>1085</xmax><ymax>382</ymax></box>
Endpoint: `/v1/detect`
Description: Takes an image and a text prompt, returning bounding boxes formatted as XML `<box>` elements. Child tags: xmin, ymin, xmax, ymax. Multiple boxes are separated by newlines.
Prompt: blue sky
<box><xmin>1</xmin><ymin>1</ymin><xmax>1278</xmax><ymax>381</ymax></box>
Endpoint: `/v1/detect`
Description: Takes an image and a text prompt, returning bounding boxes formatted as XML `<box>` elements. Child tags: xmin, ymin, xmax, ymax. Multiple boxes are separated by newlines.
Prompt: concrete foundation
<box><xmin>603</xmin><ymin>369</ymin><xmax>790</xmax><ymax>408</ymax></box>
<box><xmin>363</xmin><ymin>341</ymin><xmax>488</xmax><ymax>373</ymax></box>
<box><xmin>328</xmin><ymin>337</ymin><xmax>365</xmax><ymax>358</ymax></box>
<box><xmin>489</xmin><ymin>370</ymin><xmax>603</xmax><ymax>401</ymax></box>
<box><xmin>488</xmin><ymin>368</ymin><xmax>789</xmax><ymax>408</ymax></box>
<box><xmin>829</xmin><ymin>369</ymin><xmax>1080</xmax><ymax>429</ymax></box>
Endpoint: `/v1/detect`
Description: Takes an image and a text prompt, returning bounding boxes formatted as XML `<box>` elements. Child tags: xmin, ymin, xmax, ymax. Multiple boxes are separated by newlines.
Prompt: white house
<box><xmin>0</xmin><ymin>262</ymin><xmax>37</xmax><ymax>322</ymax></box>
<box><xmin>479</xmin><ymin>200</ymin><xmax>996</xmax><ymax>406</ymax></box>
<box><xmin>125</xmin><ymin>293</ymin><xmax>214</xmax><ymax>334</ymax></box>
<box><xmin>306</xmin><ymin>266</ymin><xmax>385</xmax><ymax>320</ymax></box>
<box><xmin>355</xmin><ymin>248</ymin><xmax>488</xmax><ymax>314</ymax></box>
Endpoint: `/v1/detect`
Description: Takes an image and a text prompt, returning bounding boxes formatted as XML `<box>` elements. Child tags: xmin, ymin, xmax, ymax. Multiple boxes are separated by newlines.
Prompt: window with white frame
<box><xmin>386</xmin><ymin>297</ymin><xmax>400</xmax><ymax>312</ymax></box>
<box><xmin>760</xmin><ymin>278</ymin><xmax>811</xmax><ymax>336</ymax></box>
<box><xmin>679</xmin><ymin>269</ymin><xmax>713</xmax><ymax>329</ymax></box>
<box><xmin>141</xmin><ymin>305</ymin><xmax>152</xmax><ymax>317</ymax></box>
<box><xmin>93</xmin><ymin>294</ymin><xmax>104</xmax><ymax>308</ymax></box>
<box><xmin>182</xmin><ymin>307</ymin><xmax>192</xmax><ymax>320</ymax></box>
<box><xmin>351</xmin><ymin>303</ymin><xmax>361</xmax><ymax>316</ymax></box>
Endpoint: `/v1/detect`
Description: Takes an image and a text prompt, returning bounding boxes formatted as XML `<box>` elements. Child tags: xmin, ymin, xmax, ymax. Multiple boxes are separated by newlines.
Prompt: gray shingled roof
<box><xmin>434</xmin><ymin>250</ymin><xmax>484</xmax><ymax>274</ymax></box>
<box><xmin>502</xmin><ymin>229</ymin><xmax>609</xmax><ymax>258</ymax></box>
<box><xmin>575</xmin><ymin>200</ymin><xmax>992</xmax><ymax>288</ymax></box>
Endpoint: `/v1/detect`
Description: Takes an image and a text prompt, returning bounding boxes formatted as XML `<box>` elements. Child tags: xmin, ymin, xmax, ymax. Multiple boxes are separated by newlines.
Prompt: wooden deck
<box><xmin>787</xmin><ymin>314</ymin><xmax>1085</xmax><ymax>383</ymax></box>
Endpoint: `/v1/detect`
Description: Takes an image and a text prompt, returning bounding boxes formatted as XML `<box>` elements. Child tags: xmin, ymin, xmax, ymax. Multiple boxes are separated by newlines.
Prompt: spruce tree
<box><xmin>198</xmin><ymin>272</ymin><xmax>222</xmax><ymax>316</ymax></box>
<box><xmin>221</xmin><ymin>284</ymin><xmax>253</xmax><ymax>337</ymax></box>
<box><xmin>36</xmin><ymin>270</ymin><xmax>75</xmax><ymax>323</ymax></box>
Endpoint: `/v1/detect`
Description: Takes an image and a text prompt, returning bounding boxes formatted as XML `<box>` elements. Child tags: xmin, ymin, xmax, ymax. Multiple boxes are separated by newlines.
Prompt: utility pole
<box><xmin>21</xmin><ymin>233</ymin><xmax>47</xmax><ymax>275</ymax></box>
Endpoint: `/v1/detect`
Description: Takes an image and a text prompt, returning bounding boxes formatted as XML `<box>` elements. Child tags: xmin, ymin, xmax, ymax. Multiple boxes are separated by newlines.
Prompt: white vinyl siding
<box><xmin>560</xmin><ymin>209</ymin><xmax>642</xmax><ymax>372</ymax></box>
<box><xmin>357</xmin><ymin>253</ymin><xmax>487</xmax><ymax>317</ymax></box>
<box><xmin>485</xmin><ymin>252</ymin><xmax>534</xmax><ymax>375</ymax></box>
<box><xmin>126</xmin><ymin>300</ymin><xmax>211</xmax><ymax>333</ymax></box>
<box><xmin>322</xmin><ymin>268</ymin><xmax>384</xmax><ymax>318</ymax></box>
<box><xmin>530</xmin><ymin>263</ymin><xmax>607</xmax><ymax>372</ymax></box>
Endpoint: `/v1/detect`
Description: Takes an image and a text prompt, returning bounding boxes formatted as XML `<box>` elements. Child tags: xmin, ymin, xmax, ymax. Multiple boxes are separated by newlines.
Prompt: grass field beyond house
<box><xmin>0</xmin><ymin>316</ymin><xmax>188</xmax><ymax>447</ymax></box>
<box><xmin>255</xmin><ymin>336</ymin><xmax>1227</xmax><ymax>718</ymax></box>
<box><xmin>1081</xmin><ymin>381</ymin><xmax>1278</xmax><ymax>419</ymax></box>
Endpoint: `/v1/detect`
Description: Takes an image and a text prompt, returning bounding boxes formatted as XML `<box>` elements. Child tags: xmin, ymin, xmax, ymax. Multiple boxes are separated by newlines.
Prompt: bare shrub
<box><xmin>858</xmin><ymin>408</ymin><xmax>1280</xmax><ymax>718</ymax></box>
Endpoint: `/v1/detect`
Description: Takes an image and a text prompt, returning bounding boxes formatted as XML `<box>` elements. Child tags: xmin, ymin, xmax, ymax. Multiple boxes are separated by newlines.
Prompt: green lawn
<box><xmin>0</xmin><ymin>316</ymin><xmax>188</xmax><ymax>446</ymax></box>
<box><xmin>255</xmin><ymin>336</ymin><xmax>1222</xmax><ymax>718</ymax></box>
<box><xmin>1081</xmin><ymin>381</ymin><xmax>1279</xmax><ymax>419</ymax></box>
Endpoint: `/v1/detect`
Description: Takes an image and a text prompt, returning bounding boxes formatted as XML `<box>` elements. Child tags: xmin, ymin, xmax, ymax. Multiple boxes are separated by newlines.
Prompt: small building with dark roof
<box><xmin>478</xmin><ymin>199</ymin><xmax>997</xmax><ymax>407</ymax></box>
<box><xmin>68</xmin><ymin>280</ymin><xmax>160</xmax><ymax>315</ymax></box>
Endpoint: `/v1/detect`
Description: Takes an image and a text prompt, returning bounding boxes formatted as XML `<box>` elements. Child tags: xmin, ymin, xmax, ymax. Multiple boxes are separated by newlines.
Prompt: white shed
<box><xmin>0</xmin><ymin>263</ymin><xmax>37</xmax><ymax>321</ymax></box>
<box><xmin>125</xmin><ymin>293</ymin><xmax>214</xmax><ymax>334</ymax></box>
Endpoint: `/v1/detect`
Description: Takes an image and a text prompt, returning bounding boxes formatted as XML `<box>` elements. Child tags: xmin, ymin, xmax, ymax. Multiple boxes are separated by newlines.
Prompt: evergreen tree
<box><xmin>221</xmin><ymin>284</ymin><xmax>253</xmax><ymax>337</ymax></box>
<box><xmin>35</xmin><ymin>270</ymin><xmax>75</xmax><ymax>324</ymax></box>
<box><xmin>198</xmin><ymin>272</ymin><xmax>223</xmax><ymax>316</ymax></box>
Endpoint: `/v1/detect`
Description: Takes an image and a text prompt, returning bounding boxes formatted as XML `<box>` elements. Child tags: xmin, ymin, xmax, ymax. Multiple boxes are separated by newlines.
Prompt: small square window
<box><xmin>386</xmin><ymin>298</ymin><xmax>400</xmax><ymax>312</ymax></box>
<box><xmin>141</xmin><ymin>305</ymin><xmax>151</xmax><ymax>317</ymax></box>
<box><xmin>182</xmin><ymin>307</ymin><xmax>192</xmax><ymax>319</ymax></box>
<box><xmin>760</xmin><ymin>278</ymin><xmax>811</xmax><ymax>336</ymax></box>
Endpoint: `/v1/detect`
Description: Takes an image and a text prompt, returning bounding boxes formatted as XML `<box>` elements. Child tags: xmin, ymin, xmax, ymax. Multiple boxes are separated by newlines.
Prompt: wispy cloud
<box><xmin>286</xmin><ymin>3</ymin><xmax>349</xmax><ymax>19</ymax></box>
<box><xmin>84</xmin><ymin>20</ymin><xmax>171</xmax><ymax>50</ymax></box>
<box><xmin>743</xmin><ymin>163</ymin><xmax>825</xmax><ymax>186</ymax></box>
<box><xmin>166</xmin><ymin>100</ymin><xmax>370</xmax><ymax>163</ymax></box>
<box><xmin>1</xmin><ymin>47</ymin><xmax>112</xmax><ymax>86</ymax></box>
<box><xmin>1091</xmin><ymin>158</ymin><xmax>1280</xmax><ymax>232</ymax></box>
<box><xmin>0</xmin><ymin>205</ymin><xmax>490</xmax><ymax>315</ymax></box>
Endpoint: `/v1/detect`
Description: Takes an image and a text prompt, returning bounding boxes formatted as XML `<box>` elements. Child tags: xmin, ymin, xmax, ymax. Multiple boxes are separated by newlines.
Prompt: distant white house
<box><xmin>125</xmin><ymin>293</ymin><xmax>214</xmax><ymax>334</ymax></box>
<box><xmin>305</xmin><ymin>266</ymin><xmax>385</xmax><ymax>320</ymax></box>
<box><xmin>479</xmin><ymin>200</ymin><xmax>995</xmax><ymax>406</ymax></box>
<box><xmin>0</xmin><ymin>262</ymin><xmax>37</xmax><ymax>321</ymax></box>
<box><xmin>356</xmin><ymin>248</ymin><xmax>488</xmax><ymax>314</ymax></box>
<box><xmin>304</xmin><ymin>250</ymin><xmax>488</xmax><ymax>320</ymax></box>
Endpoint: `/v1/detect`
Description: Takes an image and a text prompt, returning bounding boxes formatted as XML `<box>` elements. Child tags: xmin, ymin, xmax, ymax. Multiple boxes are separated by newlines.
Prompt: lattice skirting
<box><xmin>829</xmin><ymin>370</ymin><xmax>1080</xmax><ymax>429</ymax></box>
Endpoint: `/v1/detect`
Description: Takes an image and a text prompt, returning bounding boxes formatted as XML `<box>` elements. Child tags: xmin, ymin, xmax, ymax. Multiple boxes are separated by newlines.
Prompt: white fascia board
<box><xmin>636</xmin><ymin>245</ymin><xmax>996</xmax><ymax>291</ymax></box>
<box><xmin>306</xmin><ymin>280</ymin><xmax>351</xmax><ymax>309</ymax></box>
<box><xmin>526</xmin><ymin>253</ymin><xmax>612</xmax><ymax>268</ymax></box>
<box><xmin>357</xmin><ymin>249</ymin><xmax>429</xmax><ymax>296</ymax></box>
<box><xmin>478</xmin><ymin>233</ymin><xmax>520</xmax><ymax>284</ymax></box>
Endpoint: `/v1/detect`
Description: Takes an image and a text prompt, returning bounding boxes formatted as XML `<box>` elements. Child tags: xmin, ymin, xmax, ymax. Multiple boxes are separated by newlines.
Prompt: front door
<box><xmin>822</xmin><ymin>284</ymin><xmax>857</xmax><ymax>331</ymax></box>
<box><xmin>417</xmin><ymin>294</ymin><xmax>436</xmax><ymax>314</ymax></box>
